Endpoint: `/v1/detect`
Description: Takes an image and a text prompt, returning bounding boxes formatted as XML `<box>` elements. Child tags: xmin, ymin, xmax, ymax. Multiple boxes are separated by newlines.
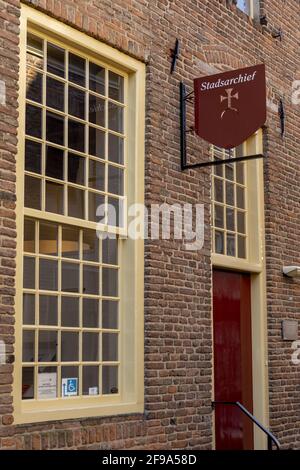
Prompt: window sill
<box><xmin>14</xmin><ymin>398</ymin><xmax>144</xmax><ymax>424</ymax></box>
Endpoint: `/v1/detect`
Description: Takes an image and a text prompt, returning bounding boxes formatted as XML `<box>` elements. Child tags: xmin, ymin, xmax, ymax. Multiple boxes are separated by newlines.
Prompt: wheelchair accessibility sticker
<box><xmin>62</xmin><ymin>378</ymin><xmax>78</xmax><ymax>397</ymax></box>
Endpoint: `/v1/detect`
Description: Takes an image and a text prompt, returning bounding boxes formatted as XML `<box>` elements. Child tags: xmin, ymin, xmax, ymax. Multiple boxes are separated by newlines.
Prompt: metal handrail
<box><xmin>212</xmin><ymin>401</ymin><xmax>280</xmax><ymax>450</ymax></box>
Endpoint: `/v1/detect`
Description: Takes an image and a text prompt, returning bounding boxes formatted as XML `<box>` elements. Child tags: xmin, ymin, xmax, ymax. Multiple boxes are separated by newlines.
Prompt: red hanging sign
<box><xmin>194</xmin><ymin>64</ymin><xmax>266</xmax><ymax>149</ymax></box>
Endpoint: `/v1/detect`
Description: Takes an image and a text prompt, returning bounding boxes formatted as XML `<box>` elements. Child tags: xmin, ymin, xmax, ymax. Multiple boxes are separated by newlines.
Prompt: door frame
<box><xmin>211</xmin><ymin>132</ymin><xmax>269</xmax><ymax>450</ymax></box>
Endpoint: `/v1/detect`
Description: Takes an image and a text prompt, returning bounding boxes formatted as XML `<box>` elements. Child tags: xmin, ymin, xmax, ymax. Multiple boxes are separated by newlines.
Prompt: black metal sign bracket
<box><xmin>180</xmin><ymin>81</ymin><xmax>265</xmax><ymax>171</ymax></box>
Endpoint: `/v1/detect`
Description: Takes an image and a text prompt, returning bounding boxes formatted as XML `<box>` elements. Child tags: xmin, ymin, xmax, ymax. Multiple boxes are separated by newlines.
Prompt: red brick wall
<box><xmin>0</xmin><ymin>0</ymin><xmax>299</xmax><ymax>449</ymax></box>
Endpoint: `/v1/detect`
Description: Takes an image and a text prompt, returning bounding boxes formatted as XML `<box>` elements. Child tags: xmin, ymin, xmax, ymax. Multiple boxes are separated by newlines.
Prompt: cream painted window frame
<box><xmin>212</xmin><ymin>130</ymin><xmax>264</xmax><ymax>273</ymax></box>
<box><xmin>14</xmin><ymin>4</ymin><xmax>145</xmax><ymax>424</ymax></box>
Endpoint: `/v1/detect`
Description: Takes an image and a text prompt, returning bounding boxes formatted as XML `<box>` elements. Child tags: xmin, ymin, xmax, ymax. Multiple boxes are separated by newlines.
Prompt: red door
<box><xmin>213</xmin><ymin>270</ymin><xmax>253</xmax><ymax>450</ymax></box>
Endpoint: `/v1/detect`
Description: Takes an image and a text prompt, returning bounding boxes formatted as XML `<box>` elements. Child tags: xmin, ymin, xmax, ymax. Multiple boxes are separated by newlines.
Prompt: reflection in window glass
<box><xmin>83</xmin><ymin>298</ymin><xmax>99</xmax><ymax>328</ymax></box>
<box><xmin>39</xmin><ymin>259</ymin><xmax>58</xmax><ymax>291</ymax></box>
<box><xmin>61</xmin><ymin>262</ymin><xmax>79</xmax><ymax>293</ymax></box>
<box><xmin>62</xmin><ymin>226</ymin><xmax>80</xmax><ymax>259</ymax></box>
<box><xmin>61</xmin><ymin>297</ymin><xmax>79</xmax><ymax>327</ymax></box>
<box><xmin>61</xmin><ymin>332</ymin><xmax>79</xmax><ymax>362</ymax></box>
<box><xmin>102</xmin><ymin>268</ymin><xmax>118</xmax><ymax>297</ymax></box>
<box><xmin>83</xmin><ymin>366</ymin><xmax>99</xmax><ymax>395</ymax></box>
<box><xmin>83</xmin><ymin>229</ymin><xmax>99</xmax><ymax>261</ymax></box>
<box><xmin>46</xmin><ymin>111</ymin><xmax>64</xmax><ymax>145</ymax></box>
<box><xmin>46</xmin><ymin>181</ymin><xmax>64</xmax><ymax>214</ymax></box>
<box><xmin>89</xmin><ymin>95</ymin><xmax>105</xmax><ymax>126</ymax></box>
<box><xmin>26</xmin><ymin>104</ymin><xmax>42</xmax><ymax>138</ymax></box>
<box><xmin>46</xmin><ymin>76</ymin><xmax>64</xmax><ymax>111</ymax></box>
<box><xmin>83</xmin><ymin>332</ymin><xmax>99</xmax><ymax>361</ymax></box>
<box><xmin>23</xmin><ymin>256</ymin><xmax>35</xmax><ymax>289</ymax></box>
<box><xmin>108</xmin><ymin>134</ymin><xmax>124</xmax><ymax>164</ymax></box>
<box><xmin>27</xmin><ymin>33</ymin><xmax>43</xmax><ymax>69</ymax></box>
<box><xmin>68</xmin><ymin>153</ymin><xmax>85</xmax><ymax>185</ymax></box>
<box><xmin>24</xmin><ymin>218</ymin><xmax>35</xmax><ymax>253</ymax></box>
<box><xmin>89</xmin><ymin>160</ymin><xmax>105</xmax><ymax>191</ymax></box>
<box><xmin>89</xmin><ymin>62</ymin><xmax>105</xmax><ymax>95</ymax></box>
<box><xmin>102</xmin><ymin>300</ymin><xmax>118</xmax><ymax>329</ymax></box>
<box><xmin>23</xmin><ymin>330</ymin><xmax>35</xmax><ymax>362</ymax></box>
<box><xmin>39</xmin><ymin>221</ymin><xmax>58</xmax><ymax>256</ymax></box>
<box><xmin>109</xmin><ymin>71</ymin><xmax>124</xmax><ymax>103</ymax></box>
<box><xmin>69</xmin><ymin>53</ymin><xmax>85</xmax><ymax>87</ymax></box>
<box><xmin>68</xmin><ymin>86</ymin><xmax>85</xmax><ymax>119</ymax></box>
<box><xmin>83</xmin><ymin>265</ymin><xmax>99</xmax><ymax>295</ymax></box>
<box><xmin>22</xmin><ymin>367</ymin><xmax>34</xmax><ymax>399</ymax></box>
<box><xmin>102</xmin><ymin>366</ymin><xmax>118</xmax><ymax>394</ymax></box>
<box><xmin>68</xmin><ymin>187</ymin><xmax>85</xmax><ymax>219</ymax></box>
<box><xmin>108</xmin><ymin>102</ymin><xmax>123</xmax><ymax>133</ymax></box>
<box><xmin>38</xmin><ymin>330</ymin><xmax>57</xmax><ymax>362</ymax></box>
<box><xmin>39</xmin><ymin>295</ymin><xmax>58</xmax><ymax>326</ymax></box>
<box><xmin>23</xmin><ymin>293</ymin><xmax>35</xmax><ymax>325</ymax></box>
<box><xmin>108</xmin><ymin>166</ymin><xmax>124</xmax><ymax>196</ymax></box>
<box><xmin>102</xmin><ymin>238</ymin><xmax>118</xmax><ymax>265</ymax></box>
<box><xmin>26</xmin><ymin>70</ymin><xmax>42</xmax><ymax>103</ymax></box>
<box><xmin>47</xmin><ymin>43</ymin><xmax>65</xmax><ymax>78</ymax></box>
<box><xmin>25</xmin><ymin>176</ymin><xmax>41</xmax><ymax>210</ymax></box>
<box><xmin>68</xmin><ymin>119</ymin><xmax>85</xmax><ymax>152</ymax></box>
<box><xmin>25</xmin><ymin>140</ymin><xmax>42</xmax><ymax>174</ymax></box>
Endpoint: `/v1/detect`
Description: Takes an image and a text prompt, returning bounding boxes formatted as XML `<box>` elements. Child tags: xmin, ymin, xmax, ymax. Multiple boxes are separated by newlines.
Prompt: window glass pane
<box><xmin>102</xmin><ymin>300</ymin><xmax>118</xmax><ymax>329</ymax></box>
<box><xmin>102</xmin><ymin>237</ymin><xmax>118</xmax><ymax>265</ymax></box>
<box><xmin>23</xmin><ymin>293</ymin><xmax>35</xmax><ymax>325</ymax></box>
<box><xmin>107</xmin><ymin>197</ymin><xmax>123</xmax><ymax>227</ymax></box>
<box><xmin>62</xmin><ymin>226</ymin><xmax>80</xmax><ymax>259</ymax></box>
<box><xmin>236</xmin><ymin>162</ymin><xmax>244</xmax><ymax>184</ymax></box>
<box><xmin>89</xmin><ymin>127</ymin><xmax>105</xmax><ymax>158</ymax></box>
<box><xmin>24</xmin><ymin>218</ymin><xmax>35</xmax><ymax>253</ymax></box>
<box><xmin>26</xmin><ymin>104</ymin><xmax>42</xmax><ymax>138</ymax></box>
<box><xmin>39</xmin><ymin>259</ymin><xmax>58</xmax><ymax>291</ymax></box>
<box><xmin>237</xmin><ymin>211</ymin><xmax>246</xmax><ymax>234</ymax></box>
<box><xmin>83</xmin><ymin>332</ymin><xmax>99</xmax><ymax>362</ymax></box>
<box><xmin>38</xmin><ymin>330</ymin><xmax>57</xmax><ymax>362</ymax></box>
<box><xmin>83</xmin><ymin>229</ymin><xmax>99</xmax><ymax>262</ymax></box>
<box><xmin>61</xmin><ymin>366</ymin><xmax>78</xmax><ymax>397</ymax></box>
<box><xmin>61</xmin><ymin>297</ymin><xmax>79</xmax><ymax>327</ymax></box>
<box><xmin>68</xmin><ymin>153</ymin><xmax>85</xmax><ymax>185</ymax></box>
<box><xmin>238</xmin><ymin>235</ymin><xmax>246</xmax><ymax>259</ymax></box>
<box><xmin>25</xmin><ymin>140</ymin><xmax>41</xmax><ymax>174</ymax></box>
<box><xmin>108</xmin><ymin>134</ymin><xmax>124</xmax><ymax>165</ymax></box>
<box><xmin>26</xmin><ymin>69</ymin><xmax>42</xmax><ymax>103</ymax></box>
<box><xmin>109</xmin><ymin>72</ymin><xmax>124</xmax><ymax>103</ymax></box>
<box><xmin>102</xmin><ymin>268</ymin><xmax>118</xmax><ymax>297</ymax></box>
<box><xmin>83</xmin><ymin>265</ymin><xmax>99</xmax><ymax>295</ymax></box>
<box><xmin>46</xmin><ymin>146</ymin><xmax>64</xmax><ymax>180</ymax></box>
<box><xmin>89</xmin><ymin>95</ymin><xmax>105</xmax><ymax>126</ymax></box>
<box><xmin>68</xmin><ymin>86</ymin><xmax>85</xmax><ymax>119</ymax></box>
<box><xmin>89</xmin><ymin>159</ymin><xmax>105</xmax><ymax>191</ymax></box>
<box><xmin>69</xmin><ymin>53</ymin><xmax>85</xmax><ymax>87</ymax></box>
<box><xmin>46</xmin><ymin>111</ymin><xmax>64</xmax><ymax>145</ymax></box>
<box><xmin>83</xmin><ymin>366</ymin><xmax>99</xmax><ymax>396</ymax></box>
<box><xmin>226</xmin><ymin>233</ymin><xmax>236</xmax><ymax>257</ymax></box>
<box><xmin>22</xmin><ymin>367</ymin><xmax>34</xmax><ymax>399</ymax></box>
<box><xmin>47</xmin><ymin>43</ymin><xmax>65</xmax><ymax>78</ymax></box>
<box><xmin>214</xmin><ymin>205</ymin><xmax>224</xmax><ymax>229</ymax></box>
<box><xmin>27</xmin><ymin>33</ymin><xmax>43</xmax><ymax>69</ymax></box>
<box><xmin>88</xmin><ymin>192</ymin><xmax>105</xmax><ymax>222</ymax></box>
<box><xmin>61</xmin><ymin>262</ymin><xmax>79</xmax><ymax>293</ymax></box>
<box><xmin>225</xmin><ymin>163</ymin><xmax>234</xmax><ymax>181</ymax></box>
<box><xmin>215</xmin><ymin>230</ymin><xmax>224</xmax><ymax>255</ymax></box>
<box><xmin>237</xmin><ymin>0</ymin><xmax>250</xmax><ymax>15</ymax></box>
<box><xmin>46</xmin><ymin>76</ymin><xmax>64</xmax><ymax>111</ymax></box>
<box><xmin>68</xmin><ymin>187</ymin><xmax>85</xmax><ymax>219</ymax></box>
<box><xmin>25</xmin><ymin>176</ymin><xmax>41</xmax><ymax>210</ymax></box>
<box><xmin>39</xmin><ymin>295</ymin><xmax>58</xmax><ymax>326</ymax></box>
<box><xmin>108</xmin><ymin>102</ymin><xmax>123</xmax><ymax>133</ymax></box>
<box><xmin>214</xmin><ymin>179</ymin><xmax>223</xmax><ymax>203</ymax></box>
<box><xmin>23</xmin><ymin>256</ymin><xmax>35</xmax><ymax>289</ymax></box>
<box><xmin>61</xmin><ymin>332</ymin><xmax>79</xmax><ymax>362</ymax></box>
<box><xmin>23</xmin><ymin>330</ymin><xmax>35</xmax><ymax>362</ymax></box>
<box><xmin>226</xmin><ymin>208</ymin><xmax>235</xmax><ymax>232</ymax></box>
<box><xmin>68</xmin><ymin>119</ymin><xmax>85</xmax><ymax>152</ymax></box>
<box><xmin>89</xmin><ymin>62</ymin><xmax>105</xmax><ymax>95</ymax></box>
<box><xmin>37</xmin><ymin>366</ymin><xmax>57</xmax><ymax>399</ymax></box>
<box><xmin>46</xmin><ymin>181</ymin><xmax>64</xmax><ymax>214</ymax></box>
<box><xmin>237</xmin><ymin>186</ymin><xmax>245</xmax><ymax>209</ymax></box>
<box><xmin>226</xmin><ymin>182</ymin><xmax>234</xmax><ymax>206</ymax></box>
<box><xmin>108</xmin><ymin>165</ymin><xmax>124</xmax><ymax>196</ymax></box>
<box><xmin>39</xmin><ymin>221</ymin><xmax>58</xmax><ymax>256</ymax></box>
<box><xmin>102</xmin><ymin>365</ymin><xmax>118</xmax><ymax>394</ymax></box>
<box><xmin>102</xmin><ymin>333</ymin><xmax>118</xmax><ymax>361</ymax></box>
<box><xmin>83</xmin><ymin>298</ymin><xmax>99</xmax><ymax>328</ymax></box>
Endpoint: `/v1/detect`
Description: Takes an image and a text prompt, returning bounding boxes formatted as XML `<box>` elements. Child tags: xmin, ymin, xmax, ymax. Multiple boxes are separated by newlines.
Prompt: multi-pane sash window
<box><xmin>25</xmin><ymin>32</ymin><xmax>125</xmax><ymax>226</ymax></box>
<box><xmin>22</xmin><ymin>31</ymin><xmax>127</xmax><ymax>401</ymax></box>
<box><xmin>236</xmin><ymin>0</ymin><xmax>259</xmax><ymax>18</ymax></box>
<box><xmin>212</xmin><ymin>146</ymin><xmax>247</xmax><ymax>259</ymax></box>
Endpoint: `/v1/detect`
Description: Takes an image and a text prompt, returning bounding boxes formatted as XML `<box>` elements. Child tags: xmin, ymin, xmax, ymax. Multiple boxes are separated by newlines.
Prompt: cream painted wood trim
<box><xmin>13</xmin><ymin>4</ymin><xmax>145</xmax><ymax>424</ymax></box>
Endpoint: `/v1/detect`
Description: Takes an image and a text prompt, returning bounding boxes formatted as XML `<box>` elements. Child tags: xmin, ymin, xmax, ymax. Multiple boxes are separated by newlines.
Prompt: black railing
<box><xmin>212</xmin><ymin>401</ymin><xmax>280</xmax><ymax>450</ymax></box>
